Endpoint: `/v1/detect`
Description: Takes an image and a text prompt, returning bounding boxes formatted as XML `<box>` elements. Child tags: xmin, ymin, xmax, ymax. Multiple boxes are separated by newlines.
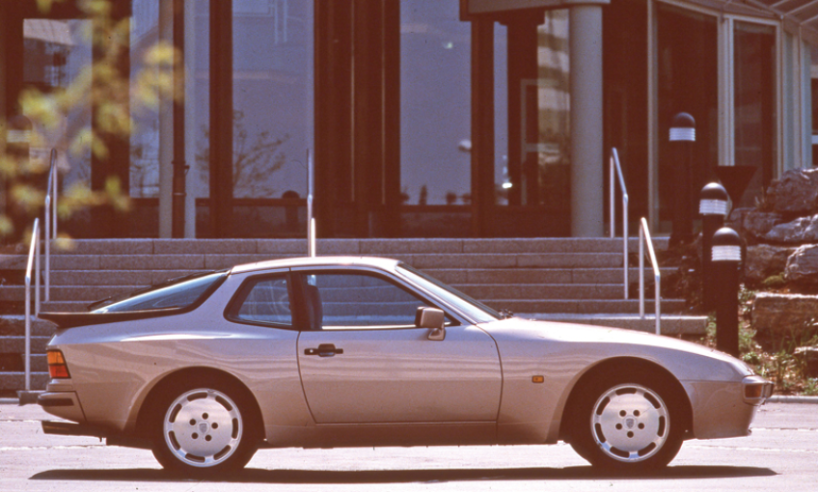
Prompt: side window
<box><xmin>301</xmin><ymin>272</ymin><xmax>441</xmax><ymax>330</ymax></box>
<box><xmin>232</xmin><ymin>276</ymin><xmax>292</xmax><ymax>326</ymax></box>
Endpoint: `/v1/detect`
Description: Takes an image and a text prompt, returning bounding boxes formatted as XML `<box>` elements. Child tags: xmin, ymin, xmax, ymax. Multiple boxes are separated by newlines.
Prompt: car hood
<box><xmin>479</xmin><ymin>317</ymin><xmax>754</xmax><ymax>380</ymax></box>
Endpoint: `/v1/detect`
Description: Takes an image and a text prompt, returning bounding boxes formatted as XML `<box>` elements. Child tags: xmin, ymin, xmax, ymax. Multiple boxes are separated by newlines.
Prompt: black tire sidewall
<box><xmin>149</xmin><ymin>376</ymin><xmax>259</xmax><ymax>476</ymax></box>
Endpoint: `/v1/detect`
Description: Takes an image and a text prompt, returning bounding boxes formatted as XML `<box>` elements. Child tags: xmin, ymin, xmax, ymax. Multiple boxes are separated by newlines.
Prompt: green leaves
<box><xmin>2</xmin><ymin>0</ymin><xmax>179</xmax><ymax>238</ymax></box>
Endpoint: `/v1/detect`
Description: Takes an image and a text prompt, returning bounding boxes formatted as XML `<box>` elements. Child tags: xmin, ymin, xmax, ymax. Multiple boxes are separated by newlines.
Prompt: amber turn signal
<box><xmin>47</xmin><ymin>350</ymin><xmax>71</xmax><ymax>379</ymax></box>
<box><xmin>744</xmin><ymin>384</ymin><xmax>763</xmax><ymax>399</ymax></box>
<box><xmin>532</xmin><ymin>375</ymin><xmax>544</xmax><ymax>384</ymax></box>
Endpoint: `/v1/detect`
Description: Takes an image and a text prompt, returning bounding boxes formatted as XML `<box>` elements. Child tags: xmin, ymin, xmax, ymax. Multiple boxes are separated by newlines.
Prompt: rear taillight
<box><xmin>47</xmin><ymin>350</ymin><xmax>71</xmax><ymax>379</ymax></box>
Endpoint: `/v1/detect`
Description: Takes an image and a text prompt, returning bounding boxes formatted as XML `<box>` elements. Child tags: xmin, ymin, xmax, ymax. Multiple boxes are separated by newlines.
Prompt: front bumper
<box><xmin>682</xmin><ymin>376</ymin><xmax>771</xmax><ymax>440</ymax></box>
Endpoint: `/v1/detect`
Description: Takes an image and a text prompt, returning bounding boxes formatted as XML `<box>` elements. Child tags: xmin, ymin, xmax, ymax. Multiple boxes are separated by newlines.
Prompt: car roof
<box><xmin>230</xmin><ymin>255</ymin><xmax>402</xmax><ymax>275</ymax></box>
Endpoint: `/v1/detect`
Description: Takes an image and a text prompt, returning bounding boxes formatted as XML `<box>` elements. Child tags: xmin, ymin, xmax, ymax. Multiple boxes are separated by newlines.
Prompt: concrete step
<box><xmin>0</xmin><ymin>354</ymin><xmax>47</xmax><ymax>372</ymax></box>
<box><xmin>0</xmin><ymin>316</ymin><xmax>58</xmax><ymax>336</ymax></box>
<box><xmin>409</xmin><ymin>253</ymin><xmax>623</xmax><ymax>269</ymax></box>
<box><xmin>0</xmin><ymin>372</ymin><xmax>49</xmax><ymax>391</ymax></box>
<box><xmin>3</xmin><ymin>252</ymin><xmax>628</xmax><ymax>272</ymax></box>
<box><xmin>0</xmin><ymin>285</ymin><xmax>144</xmax><ymax>302</ymax></box>
<box><xmin>427</xmin><ymin>267</ymin><xmax>676</xmax><ymax>285</ymax></box>
<box><xmin>1</xmin><ymin>237</ymin><xmax>667</xmax><ymax>256</ymax></box>
<box><xmin>525</xmin><ymin>313</ymin><xmax>708</xmax><ymax>335</ymax></box>
<box><xmin>0</xmin><ymin>336</ymin><xmax>52</xmax><ymax>354</ymax></box>
<box><xmin>483</xmin><ymin>299</ymin><xmax>687</xmax><ymax>314</ymax></box>
<box><xmin>455</xmin><ymin>284</ymin><xmax>626</xmax><ymax>300</ymax></box>
<box><xmin>50</xmin><ymin>269</ymin><xmax>202</xmax><ymax>286</ymax></box>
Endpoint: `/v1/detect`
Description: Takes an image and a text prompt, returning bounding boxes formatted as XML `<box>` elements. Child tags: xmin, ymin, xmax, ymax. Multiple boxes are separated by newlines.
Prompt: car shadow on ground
<box><xmin>31</xmin><ymin>465</ymin><xmax>777</xmax><ymax>483</ymax></box>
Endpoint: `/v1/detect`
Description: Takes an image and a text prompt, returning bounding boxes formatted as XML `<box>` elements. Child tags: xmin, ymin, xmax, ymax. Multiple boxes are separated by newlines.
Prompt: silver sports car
<box><xmin>37</xmin><ymin>256</ymin><xmax>772</xmax><ymax>476</ymax></box>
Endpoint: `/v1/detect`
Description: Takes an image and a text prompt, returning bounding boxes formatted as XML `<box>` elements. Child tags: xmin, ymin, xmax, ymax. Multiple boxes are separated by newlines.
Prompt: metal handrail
<box><xmin>44</xmin><ymin>148</ymin><xmax>57</xmax><ymax>301</ymax></box>
<box><xmin>609</xmin><ymin>148</ymin><xmax>628</xmax><ymax>299</ymax></box>
<box><xmin>306</xmin><ymin>148</ymin><xmax>316</xmax><ymax>257</ymax></box>
<box><xmin>24</xmin><ymin>218</ymin><xmax>41</xmax><ymax>392</ymax></box>
<box><xmin>638</xmin><ymin>218</ymin><xmax>661</xmax><ymax>335</ymax></box>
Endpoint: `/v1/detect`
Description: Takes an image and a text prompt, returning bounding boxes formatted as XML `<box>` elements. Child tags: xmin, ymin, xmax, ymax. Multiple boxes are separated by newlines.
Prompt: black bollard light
<box><xmin>712</xmin><ymin>227</ymin><xmax>742</xmax><ymax>357</ymax></box>
<box><xmin>669</xmin><ymin>112</ymin><xmax>695</xmax><ymax>247</ymax></box>
<box><xmin>700</xmin><ymin>183</ymin><xmax>729</xmax><ymax>310</ymax></box>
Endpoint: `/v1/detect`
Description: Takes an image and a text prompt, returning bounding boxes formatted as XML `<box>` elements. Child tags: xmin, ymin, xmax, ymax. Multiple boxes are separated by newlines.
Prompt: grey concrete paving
<box><xmin>0</xmin><ymin>403</ymin><xmax>815</xmax><ymax>492</ymax></box>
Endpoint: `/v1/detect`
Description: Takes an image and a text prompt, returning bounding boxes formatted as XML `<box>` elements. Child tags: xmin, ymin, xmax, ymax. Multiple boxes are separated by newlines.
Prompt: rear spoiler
<box><xmin>39</xmin><ymin>308</ymin><xmax>181</xmax><ymax>329</ymax></box>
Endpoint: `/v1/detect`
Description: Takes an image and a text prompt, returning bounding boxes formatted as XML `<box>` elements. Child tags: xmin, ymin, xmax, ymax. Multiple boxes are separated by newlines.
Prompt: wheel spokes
<box><xmin>163</xmin><ymin>388</ymin><xmax>243</xmax><ymax>468</ymax></box>
<box><xmin>591</xmin><ymin>384</ymin><xmax>669</xmax><ymax>463</ymax></box>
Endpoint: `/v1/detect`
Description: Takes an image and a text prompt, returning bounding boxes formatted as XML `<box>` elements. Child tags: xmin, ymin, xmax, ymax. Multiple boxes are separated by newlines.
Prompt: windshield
<box><xmin>396</xmin><ymin>263</ymin><xmax>500</xmax><ymax>324</ymax></box>
<box><xmin>93</xmin><ymin>271</ymin><xmax>227</xmax><ymax>313</ymax></box>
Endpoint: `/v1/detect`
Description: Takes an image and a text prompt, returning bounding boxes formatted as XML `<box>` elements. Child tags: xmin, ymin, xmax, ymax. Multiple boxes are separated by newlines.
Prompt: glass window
<box><xmin>129</xmin><ymin>0</ymin><xmax>161</xmax><ymax>198</ymax></box>
<box><xmin>231</xmin><ymin>0</ymin><xmax>310</xmax><ymax>200</ymax></box>
<box><xmin>300</xmin><ymin>272</ymin><xmax>437</xmax><ymax>330</ymax></box>
<box><xmin>234</xmin><ymin>276</ymin><xmax>292</xmax><ymax>325</ymax></box>
<box><xmin>22</xmin><ymin>18</ymin><xmax>92</xmax><ymax>192</ymax></box>
<box><xmin>93</xmin><ymin>271</ymin><xmax>226</xmax><ymax>313</ymax></box>
<box><xmin>396</xmin><ymin>263</ymin><xmax>499</xmax><ymax>323</ymax></box>
<box><xmin>492</xmin><ymin>9</ymin><xmax>570</xmax><ymax>209</ymax></box>
<box><xmin>400</xmin><ymin>0</ymin><xmax>470</xmax><ymax>206</ymax></box>
<box><xmin>734</xmin><ymin>21</ymin><xmax>776</xmax><ymax>207</ymax></box>
<box><xmin>656</xmin><ymin>4</ymin><xmax>718</xmax><ymax>231</ymax></box>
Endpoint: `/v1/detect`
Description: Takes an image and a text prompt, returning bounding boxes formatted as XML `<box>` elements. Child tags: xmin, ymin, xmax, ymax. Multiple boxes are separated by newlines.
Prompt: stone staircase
<box><xmin>0</xmin><ymin>238</ymin><xmax>706</xmax><ymax>393</ymax></box>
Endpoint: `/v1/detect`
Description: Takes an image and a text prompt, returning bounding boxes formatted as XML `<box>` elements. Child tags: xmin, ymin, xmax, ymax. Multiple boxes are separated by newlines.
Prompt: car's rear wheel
<box><xmin>150</xmin><ymin>377</ymin><xmax>258</xmax><ymax>475</ymax></box>
<box><xmin>569</xmin><ymin>371</ymin><xmax>684</xmax><ymax>471</ymax></box>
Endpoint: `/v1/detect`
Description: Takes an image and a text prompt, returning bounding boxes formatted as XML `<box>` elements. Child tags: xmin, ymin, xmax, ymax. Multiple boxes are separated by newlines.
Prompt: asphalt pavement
<box><xmin>1</xmin><ymin>402</ymin><xmax>816</xmax><ymax>492</ymax></box>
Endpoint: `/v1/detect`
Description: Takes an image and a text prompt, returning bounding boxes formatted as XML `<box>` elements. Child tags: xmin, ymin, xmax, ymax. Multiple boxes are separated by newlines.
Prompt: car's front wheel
<box><xmin>569</xmin><ymin>371</ymin><xmax>685</xmax><ymax>471</ymax></box>
<box><xmin>150</xmin><ymin>377</ymin><xmax>258</xmax><ymax>475</ymax></box>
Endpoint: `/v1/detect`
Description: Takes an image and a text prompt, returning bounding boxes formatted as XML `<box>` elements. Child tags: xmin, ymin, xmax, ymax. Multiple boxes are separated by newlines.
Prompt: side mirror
<box><xmin>415</xmin><ymin>306</ymin><xmax>446</xmax><ymax>341</ymax></box>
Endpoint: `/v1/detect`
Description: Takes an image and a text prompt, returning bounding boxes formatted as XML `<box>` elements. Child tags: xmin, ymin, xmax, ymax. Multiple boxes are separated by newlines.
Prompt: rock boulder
<box><xmin>752</xmin><ymin>292</ymin><xmax>818</xmax><ymax>335</ymax></box>
<box><xmin>743</xmin><ymin>211</ymin><xmax>784</xmax><ymax>240</ymax></box>
<box><xmin>745</xmin><ymin>245</ymin><xmax>795</xmax><ymax>283</ymax></box>
<box><xmin>766</xmin><ymin>168</ymin><xmax>818</xmax><ymax>215</ymax></box>
<box><xmin>786</xmin><ymin>245</ymin><xmax>818</xmax><ymax>286</ymax></box>
<box><xmin>764</xmin><ymin>215</ymin><xmax>818</xmax><ymax>244</ymax></box>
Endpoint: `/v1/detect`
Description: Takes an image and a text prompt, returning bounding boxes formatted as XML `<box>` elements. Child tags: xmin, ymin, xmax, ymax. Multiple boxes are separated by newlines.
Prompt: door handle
<box><xmin>304</xmin><ymin>343</ymin><xmax>344</xmax><ymax>357</ymax></box>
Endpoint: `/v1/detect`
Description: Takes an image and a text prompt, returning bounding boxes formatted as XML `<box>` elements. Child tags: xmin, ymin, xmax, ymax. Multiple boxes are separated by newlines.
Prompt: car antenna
<box><xmin>307</xmin><ymin>148</ymin><xmax>316</xmax><ymax>257</ymax></box>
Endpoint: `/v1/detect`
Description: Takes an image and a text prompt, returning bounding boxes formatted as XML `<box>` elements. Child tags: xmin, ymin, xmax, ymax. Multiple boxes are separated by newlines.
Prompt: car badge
<box><xmin>626</xmin><ymin>418</ymin><xmax>635</xmax><ymax>429</ymax></box>
<box><xmin>199</xmin><ymin>423</ymin><xmax>208</xmax><ymax>433</ymax></box>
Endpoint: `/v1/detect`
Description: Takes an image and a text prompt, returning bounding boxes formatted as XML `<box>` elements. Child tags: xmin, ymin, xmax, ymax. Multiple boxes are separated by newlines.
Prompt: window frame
<box><xmin>289</xmin><ymin>266</ymin><xmax>460</xmax><ymax>332</ymax></box>
<box><xmin>224</xmin><ymin>271</ymin><xmax>301</xmax><ymax>331</ymax></box>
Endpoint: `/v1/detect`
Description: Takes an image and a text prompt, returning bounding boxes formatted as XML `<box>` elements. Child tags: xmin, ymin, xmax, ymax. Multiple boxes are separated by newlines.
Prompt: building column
<box><xmin>569</xmin><ymin>2</ymin><xmax>607</xmax><ymax>237</ymax></box>
<box><xmin>184</xmin><ymin>0</ymin><xmax>197</xmax><ymax>238</ymax></box>
<box><xmin>158</xmin><ymin>0</ymin><xmax>173</xmax><ymax>238</ymax></box>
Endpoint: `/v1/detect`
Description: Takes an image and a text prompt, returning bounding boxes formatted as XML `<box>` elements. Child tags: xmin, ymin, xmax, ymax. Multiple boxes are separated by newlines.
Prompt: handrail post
<box><xmin>655</xmin><ymin>273</ymin><xmax>661</xmax><ymax>335</ymax></box>
<box><xmin>610</xmin><ymin>148</ymin><xmax>629</xmax><ymax>299</ymax></box>
<box><xmin>45</xmin><ymin>195</ymin><xmax>50</xmax><ymax>301</ymax></box>
<box><xmin>24</xmin><ymin>269</ymin><xmax>31</xmax><ymax>392</ymax></box>
<box><xmin>638</xmin><ymin>218</ymin><xmax>662</xmax><ymax>335</ymax></box>
<box><xmin>306</xmin><ymin>149</ymin><xmax>316</xmax><ymax>257</ymax></box>
<box><xmin>609</xmin><ymin>154</ymin><xmax>614</xmax><ymax>239</ymax></box>
<box><xmin>623</xmin><ymin>194</ymin><xmax>628</xmax><ymax>299</ymax></box>
<box><xmin>639</xmin><ymin>225</ymin><xmax>645</xmax><ymax>318</ymax></box>
<box><xmin>35</xmin><ymin>226</ymin><xmax>40</xmax><ymax>315</ymax></box>
<box><xmin>24</xmin><ymin>219</ymin><xmax>40</xmax><ymax>392</ymax></box>
<box><xmin>53</xmin><ymin>160</ymin><xmax>58</xmax><ymax>238</ymax></box>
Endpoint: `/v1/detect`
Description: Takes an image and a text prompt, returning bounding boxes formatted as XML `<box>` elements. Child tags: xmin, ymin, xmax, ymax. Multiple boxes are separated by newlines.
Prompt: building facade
<box><xmin>1</xmin><ymin>0</ymin><xmax>816</xmax><ymax>239</ymax></box>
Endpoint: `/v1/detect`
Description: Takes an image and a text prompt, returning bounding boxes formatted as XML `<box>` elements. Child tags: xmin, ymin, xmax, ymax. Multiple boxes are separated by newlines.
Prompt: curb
<box><xmin>767</xmin><ymin>395</ymin><xmax>818</xmax><ymax>404</ymax></box>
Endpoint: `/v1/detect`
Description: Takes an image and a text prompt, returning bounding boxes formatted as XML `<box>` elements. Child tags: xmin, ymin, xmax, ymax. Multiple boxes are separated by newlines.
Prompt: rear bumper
<box><xmin>41</xmin><ymin>420</ymin><xmax>152</xmax><ymax>449</ymax></box>
<box><xmin>41</xmin><ymin>420</ymin><xmax>109</xmax><ymax>438</ymax></box>
<box><xmin>38</xmin><ymin>391</ymin><xmax>87</xmax><ymax>423</ymax></box>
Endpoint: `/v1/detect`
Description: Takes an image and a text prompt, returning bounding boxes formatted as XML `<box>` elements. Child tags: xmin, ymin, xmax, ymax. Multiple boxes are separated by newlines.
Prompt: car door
<box><xmin>294</xmin><ymin>267</ymin><xmax>502</xmax><ymax>425</ymax></box>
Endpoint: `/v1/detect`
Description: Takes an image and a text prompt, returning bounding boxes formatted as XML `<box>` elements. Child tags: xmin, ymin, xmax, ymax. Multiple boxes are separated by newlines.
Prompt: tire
<box><xmin>568</xmin><ymin>370</ymin><xmax>685</xmax><ymax>471</ymax></box>
<box><xmin>150</xmin><ymin>376</ymin><xmax>259</xmax><ymax>476</ymax></box>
